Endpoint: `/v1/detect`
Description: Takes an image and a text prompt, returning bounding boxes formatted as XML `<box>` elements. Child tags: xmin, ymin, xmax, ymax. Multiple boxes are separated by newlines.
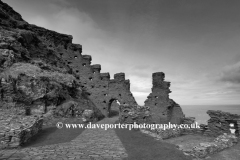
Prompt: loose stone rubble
<box><xmin>181</xmin><ymin>117</ymin><xmax>204</xmax><ymax>135</ymax></box>
<box><xmin>140</xmin><ymin>129</ymin><xmax>163</xmax><ymax>140</ymax></box>
<box><xmin>138</xmin><ymin>110</ymin><xmax>240</xmax><ymax>158</ymax></box>
<box><xmin>182</xmin><ymin>117</ymin><xmax>195</xmax><ymax>124</ymax></box>
<box><xmin>0</xmin><ymin>109</ymin><xmax>43</xmax><ymax>149</ymax></box>
<box><xmin>180</xmin><ymin>133</ymin><xmax>238</xmax><ymax>158</ymax></box>
<box><xmin>118</xmin><ymin>104</ymin><xmax>152</xmax><ymax>124</ymax></box>
<box><xmin>147</xmin><ymin>128</ymin><xmax>183</xmax><ymax>140</ymax></box>
<box><xmin>140</xmin><ymin>116</ymin><xmax>197</xmax><ymax>140</ymax></box>
<box><xmin>82</xmin><ymin>109</ymin><xmax>95</xmax><ymax>122</ymax></box>
<box><xmin>141</xmin><ymin>126</ymin><xmax>239</xmax><ymax>159</ymax></box>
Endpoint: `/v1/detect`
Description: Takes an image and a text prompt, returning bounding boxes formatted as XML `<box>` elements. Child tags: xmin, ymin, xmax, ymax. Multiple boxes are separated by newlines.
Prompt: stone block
<box><xmin>114</xmin><ymin>73</ymin><xmax>125</xmax><ymax>81</ymax></box>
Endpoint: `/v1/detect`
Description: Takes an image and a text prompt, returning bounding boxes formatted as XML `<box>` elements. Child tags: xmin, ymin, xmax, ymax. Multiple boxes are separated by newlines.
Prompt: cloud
<box><xmin>127</xmin><ymin>65</ymin><xmax>153</xmax><ymax>78</ymax></box>
<box><xmin>24</xmin><ymin>1</ymin><xmax>107</xmax><ymax>44</ymax></box>
<box><xmin>23</xmin><ymin>2</ymin><xmax>126</xmax><ymax>73</ymax></box>
<box><xmin>126</xmin><ymin>74</ymin><xmax>152</xmax><ymax>105</ymax></box>
<box><xmin>220</xmin><ymin>61</ymin><xmax>240</xmax><ymax>84</ymax></box>
<box><xmin>132</xmin><ymin>91</ymin><xmax>150</xmax><ymax>105</ymax></box>
<box><xmin>12</xmin><ymin>0</ymin><xmax>239</xmax><ymax>105</ymax></box>
<box><xmin>49</xmin><ymin>0</ymin><xmax>70</xmax><ymax>6</ymax></box>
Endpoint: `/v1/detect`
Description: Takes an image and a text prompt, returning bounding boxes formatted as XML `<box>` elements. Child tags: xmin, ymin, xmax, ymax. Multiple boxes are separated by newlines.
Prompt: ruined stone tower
<box><xmin>144</xmin><ymin>72</ymin><xmax>184</xmax><ymax>124</ymax></box>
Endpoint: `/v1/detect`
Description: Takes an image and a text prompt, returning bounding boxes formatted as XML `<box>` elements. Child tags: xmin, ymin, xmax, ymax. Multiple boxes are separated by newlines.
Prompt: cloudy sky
<box><xmin>4</xmin><ymin>0</ymin><xmax>240</xmax><ymax>105</ymax></box>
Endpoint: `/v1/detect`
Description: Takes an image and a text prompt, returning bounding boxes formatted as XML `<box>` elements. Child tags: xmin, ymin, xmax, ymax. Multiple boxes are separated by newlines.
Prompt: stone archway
<box><xmin>107</xmin><ymin>98</ymin><xmax>121</xmax><ymax>117</ymax></box>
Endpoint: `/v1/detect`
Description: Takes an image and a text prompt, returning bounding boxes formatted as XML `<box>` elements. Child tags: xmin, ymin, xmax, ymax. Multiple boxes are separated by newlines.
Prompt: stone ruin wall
<box><xmin>0</xmin><ymin>0</ymin><xmax>185</xmax><ymax>123</ymax></box>
<box><xmin>203</xmin><ymin>110</ymin><xmax>240</xmax><ymax>137</ymax></box>
<box><xmin>144</xmin><ymin>72</ymin><xmax>184</xmax><ymax>124</ymax></box>
<box><xmin>38</xmin><ymin>30</ymin><xmax>137</xmax><ymax>117</ymax></box>
<box><xmin>60</xmin><ymin>48</ymin><xmax>137</xmax><ymax>117</ymax></box>
<box><xmin>0</xmin><ymin>0</ymin><xmax>137</xmax><ymax>118</ymax></box>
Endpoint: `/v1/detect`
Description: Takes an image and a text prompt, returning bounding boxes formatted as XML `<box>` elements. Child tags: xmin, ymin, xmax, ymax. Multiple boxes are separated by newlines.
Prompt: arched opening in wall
<box><xmin>107</xmin><ymin>99</ymin><xmax>120</xmax><ymax>118</ymax></box>
<box><xmin>226</xmin><ymin>119</ymin><xmax>239</xmax><ymax>136</ymax></box>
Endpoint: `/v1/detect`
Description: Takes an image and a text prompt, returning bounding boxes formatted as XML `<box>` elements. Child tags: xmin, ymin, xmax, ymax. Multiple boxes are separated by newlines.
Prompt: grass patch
<box><xmin>0</xmin><ymin>62</ymin><xmax>75</xmax><ymax>86</ymax></box>
<box><xmin>115</xmin><ymin>121</ymin><xmax>192</xmax><ymax>160</ymax></box>
<box><xmin>164</xmin><ymin>134</ymin><xmax>215</xmax><ymax>151</ymax></box>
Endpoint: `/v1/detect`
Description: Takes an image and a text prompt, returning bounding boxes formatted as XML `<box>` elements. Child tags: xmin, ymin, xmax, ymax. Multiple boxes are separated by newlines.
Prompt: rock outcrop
<box><xmin>0</xmin><ymin>109</ymin><xmax>43</xmax><ymax>149</ymax></box>
<box><xmin>144</xmin><ymin>72</ymin><xmax>184</xmax><ymax>124</ymax></box>
<box><xmin>0</xmin><ymin>0</ymin><xmax>136</xmax><ymax>118</ymax></box>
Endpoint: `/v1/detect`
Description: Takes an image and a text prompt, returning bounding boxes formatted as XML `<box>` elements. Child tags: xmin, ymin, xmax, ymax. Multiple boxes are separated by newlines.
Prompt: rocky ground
<box><xmin>206</xmin><ymin>142</ymin><xmax>240</xmax><ymax>160</ymax></box>
<box><xmin>164</xmin><ymin>134</ymin><xmax>240</xmax><ymax>160</ymax></box>
<box><xmin>164</xmin><ymin>135</ymin><xmax>215</xmax><ymax>158</ymax></box>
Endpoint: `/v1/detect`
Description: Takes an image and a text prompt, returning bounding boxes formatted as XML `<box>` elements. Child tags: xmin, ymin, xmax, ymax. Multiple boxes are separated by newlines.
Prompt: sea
<box><xmin>181</xmin><ymin>105</ymin><xmax>240</xmax><ymax>124</ymax></box>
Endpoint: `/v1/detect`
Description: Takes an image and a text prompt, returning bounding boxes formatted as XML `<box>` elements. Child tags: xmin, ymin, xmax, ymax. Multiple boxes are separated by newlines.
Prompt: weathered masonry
<box><xmin>145</xmin><ymin>72</ymin><xmax>184</xmax><ymax>124</ymax></box>
<box><xmin>61</xmin><ymin>49</ymin><xmax>137</xmax><ymax>116</ymax></box>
